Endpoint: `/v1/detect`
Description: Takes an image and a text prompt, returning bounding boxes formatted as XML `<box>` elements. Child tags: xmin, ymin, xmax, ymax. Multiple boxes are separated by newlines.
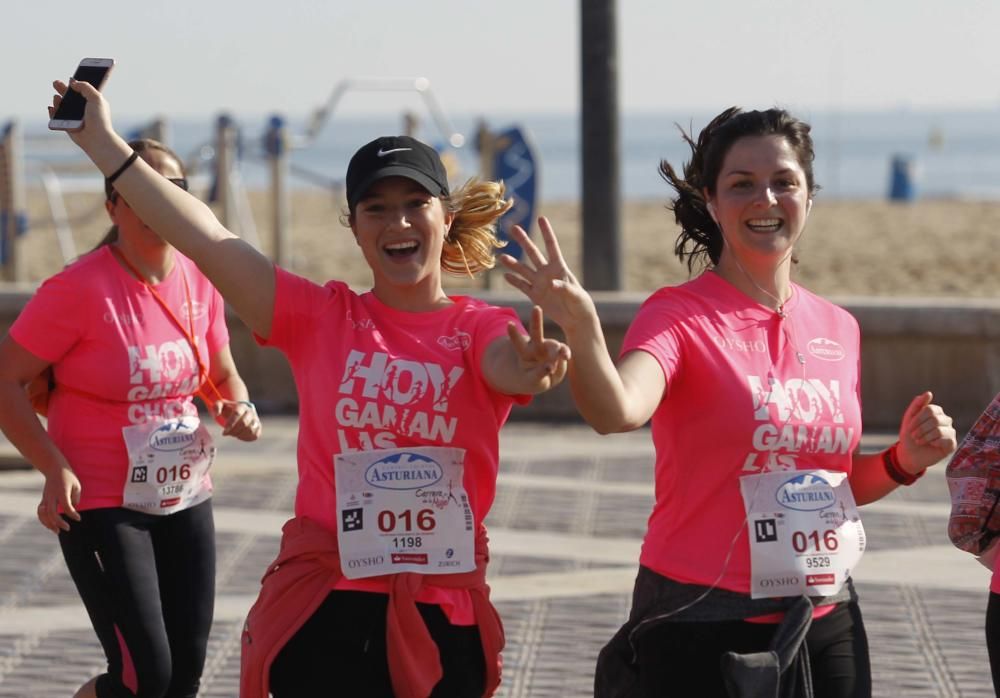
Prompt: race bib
<box><xmin>334</xmin><ymin>446</ymin><xmax>475</xmax><ymax>580</ymax></box>
<box><xmin>740</xmin><ymin>469</ymin><xmax>865</xmax><ymax>599</ymax></box>
<box><xmin>121</xmin><ymin>416</ymin><xmax>215</xmax><ymax>515</ymax></box>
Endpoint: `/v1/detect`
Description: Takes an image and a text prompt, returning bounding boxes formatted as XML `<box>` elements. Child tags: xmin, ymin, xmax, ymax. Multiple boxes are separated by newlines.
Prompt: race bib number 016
<box><xmin>334</xmin><ymin>447</ymin><xmax>474</xmax><ymax>580</ymax></box>
<box><xmin>121</xmin><ymin>416</ymin><xmax>215</xmax><ymax>515</ymax></box>
<box><xmin>740</xmin><ymin>469</ymin><xmax>866</xmax><ymax>599</ymax></box>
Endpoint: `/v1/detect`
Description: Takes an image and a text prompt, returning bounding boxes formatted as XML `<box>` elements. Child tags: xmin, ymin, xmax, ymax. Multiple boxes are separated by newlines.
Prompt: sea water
<box><xmin>17</xmin><ymin>108</ymin><xmax>1000</xmax><ymax>201</ymax></box>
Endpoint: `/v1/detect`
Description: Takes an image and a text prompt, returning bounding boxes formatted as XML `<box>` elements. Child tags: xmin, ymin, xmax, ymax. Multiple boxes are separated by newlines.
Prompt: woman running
<box><xmin>0</xmin><ymin>137</ymin><xmax>260</xmax><ymax>698</ymax></box>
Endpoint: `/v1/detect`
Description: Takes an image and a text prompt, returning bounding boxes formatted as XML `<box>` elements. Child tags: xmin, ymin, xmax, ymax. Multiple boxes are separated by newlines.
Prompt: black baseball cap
<box><xmin>346</xmin><ymin>135</ymin><xmax>450</xmax><ymax>209</ymax></box>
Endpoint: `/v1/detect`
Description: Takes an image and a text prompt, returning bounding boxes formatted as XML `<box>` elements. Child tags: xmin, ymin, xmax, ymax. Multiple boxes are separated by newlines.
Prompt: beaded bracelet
<box><xmin>882</xmin><ymin>442</ymin><xmax>924</xmax><ymax>486</ymax></box>
<box><xmin>106</xmin><ymin>151</ymin><xmax>138</xmax><ymax>187</ymax></box>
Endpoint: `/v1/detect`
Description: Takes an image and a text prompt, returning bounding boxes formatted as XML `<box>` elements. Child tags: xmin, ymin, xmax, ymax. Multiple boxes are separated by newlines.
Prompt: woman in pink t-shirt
<box><xmin>51</xmin><ymin>79</ymin><xmax>569</xmax><ymax>698</ymax></box>
<box><xmin>0</xmin><ymin>139</ymin><xmax>260</xmax><ymax>698</ymax></box>
<box><xmin>501</xmin><ymin>108</ymin><xmax>958</xmax><ymax>697</ymax></box>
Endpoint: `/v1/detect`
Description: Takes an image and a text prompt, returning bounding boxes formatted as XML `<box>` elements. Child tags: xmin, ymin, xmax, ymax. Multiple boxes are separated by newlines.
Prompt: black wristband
<box><xmin>882</xmin><ymin>442</ymin><xmax>924</xmax><ymax>486</ymax></box>
<box><xmin>106</xmin><ymin>151</ymin><xmax>139</xmax><ymax>187</ymax></box>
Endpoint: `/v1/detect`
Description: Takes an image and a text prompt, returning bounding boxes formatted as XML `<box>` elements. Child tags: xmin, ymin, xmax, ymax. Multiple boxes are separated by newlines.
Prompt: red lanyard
<box><xmin>110</xmin><ymin>245</ymin><xmax>224</xmax><ymax>408</ymax></box>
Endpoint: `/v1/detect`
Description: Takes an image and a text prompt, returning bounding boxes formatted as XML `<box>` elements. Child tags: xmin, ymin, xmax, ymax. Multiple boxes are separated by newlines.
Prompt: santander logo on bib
<box><xmin>365</xmin><ymin>452</ymin><xmax>444</xmax><ymax>490</ymax></box>
<box><xmin>807</xmin><ymin>338</ymin><xmax>846</xmax><ymax>362</ymax></box>
<box><xmin>775</xmin><ymin>473</ymin><xmax>837</xmax><ymax>511</ymax></box>
<box><xmin>148</xmin><ymin>418</ymin><xmax>198</xmax><ymax>451</ymax></box>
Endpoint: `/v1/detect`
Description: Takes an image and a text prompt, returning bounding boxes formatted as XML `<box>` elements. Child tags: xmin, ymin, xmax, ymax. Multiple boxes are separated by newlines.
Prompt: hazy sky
<box><xmin>8</xmin><ymin>0</ymin><xmax>1000</xmax><ymax>123</ymax></box>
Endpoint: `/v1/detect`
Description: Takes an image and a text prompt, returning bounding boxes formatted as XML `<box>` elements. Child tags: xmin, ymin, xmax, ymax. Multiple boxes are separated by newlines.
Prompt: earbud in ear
<box><xmin>707</xmin><ymin>202</ymin><xmax>718</xmax><ymax>224</ymax></box>
<box><xmin>806</xmin><ymin>199</ymin><xmax>813</xmax><ymax>216</ymax></box>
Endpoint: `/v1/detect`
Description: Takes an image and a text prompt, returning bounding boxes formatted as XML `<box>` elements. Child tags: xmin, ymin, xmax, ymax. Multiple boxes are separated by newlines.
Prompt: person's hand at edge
<box><xmin>37</xmin><ymin>464</ymin><xmax>82</xmax><ymax>534</ymax></box>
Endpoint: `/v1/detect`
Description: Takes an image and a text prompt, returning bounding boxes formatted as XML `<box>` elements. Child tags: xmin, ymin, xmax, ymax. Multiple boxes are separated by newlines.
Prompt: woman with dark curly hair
<box><xmin>502</xmin><ymin>106</ymin><xmax>958</xmax><ymax>697</ymax></box>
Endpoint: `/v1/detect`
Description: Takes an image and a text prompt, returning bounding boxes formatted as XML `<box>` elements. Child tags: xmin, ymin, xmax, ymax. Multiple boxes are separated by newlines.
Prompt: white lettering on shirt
<box><xmin>742</xmin><ymin>375</ymin><xmax>854</xmax><ymax>473</ymax></box>
<box><xmin>335</xmin><ymin>350</ymin><xmax>465</xmax><ymax>452</ymax></box>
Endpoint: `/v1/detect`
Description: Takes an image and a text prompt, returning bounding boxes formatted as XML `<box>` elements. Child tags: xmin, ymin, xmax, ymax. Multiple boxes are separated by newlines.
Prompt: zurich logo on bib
<box><xmin>364</xmin><ymin>452</ymin><xmax>444</xmax><ymax>491</ymax></box>
<box><xmin>775</xmin><ymin>473</ymin><xmax>837</xmax><ymax>512</ymax></box>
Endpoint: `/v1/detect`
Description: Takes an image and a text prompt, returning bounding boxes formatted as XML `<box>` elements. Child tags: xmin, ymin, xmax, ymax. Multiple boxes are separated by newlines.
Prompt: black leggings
<box><xmin>634</xmin><ymin>602</ymin><xmax>872</xmax><ymax>698</ymax></box>
<box><xmin>58</xmin><ymin>500</ymin><xmax>215</xmax><ymax>698</ymax></box>
<box><xmin>269</xmin><ymin>590</ymin><xmax>486</xmax><ymax>698</ymax></box>
<box><xmin>987</xmin><ymin>592</ymin><xmax>1000</xmax><ymax>696</ymax></box>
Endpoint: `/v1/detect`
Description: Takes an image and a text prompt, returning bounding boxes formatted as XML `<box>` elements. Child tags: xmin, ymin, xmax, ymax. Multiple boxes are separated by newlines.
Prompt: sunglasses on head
<box><xmin>108</xmin><ymin>177</ymin><xmax>188</xmax><ymax>203</ymax></box>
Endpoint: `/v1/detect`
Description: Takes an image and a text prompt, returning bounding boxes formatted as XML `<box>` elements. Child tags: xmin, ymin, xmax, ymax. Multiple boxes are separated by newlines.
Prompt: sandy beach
<box><xmin>12</xmin><ymin>188</ymin><xmax>1000</xmax><ymax>299</ymax></box>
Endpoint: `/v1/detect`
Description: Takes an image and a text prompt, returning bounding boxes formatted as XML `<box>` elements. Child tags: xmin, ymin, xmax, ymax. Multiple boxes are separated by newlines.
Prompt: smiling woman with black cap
<box><xmin>51</xmin><ymin>78</ymin><xmax>570</xmax><ymax>698</ymax></box>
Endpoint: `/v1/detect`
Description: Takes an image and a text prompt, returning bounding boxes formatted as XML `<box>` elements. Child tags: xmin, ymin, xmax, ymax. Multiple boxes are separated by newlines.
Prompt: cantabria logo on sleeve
<box><xmin>807</xmin><ymin>338</ymin><xmax>846</xmax><ymax>362</ymax></box>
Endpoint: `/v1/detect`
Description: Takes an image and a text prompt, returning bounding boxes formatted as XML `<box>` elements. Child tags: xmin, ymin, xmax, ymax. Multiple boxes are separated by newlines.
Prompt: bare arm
<box><xmin>50</xmin><ymin>79</ymin><xmax>276</xmax><ymax>338</ymax></box>
<box><xmin>0</xmin><ymin>336</ymin><xmax>81</xmax><ymax>531</ymax></box>
<box><xmin>481</xmin><ymin>306</ymin><xmax>569</xmax><ymax>396</ymax></box>
<box><xmin>207</xmin><ymin>345</ymin><xmax>261</xmax><ymax>442</ymax></box>
<box><xmin>500</xmin><ymin>218</ymin><xmax>664</xmax><ymax>432</ymax></box>
<box><xmin>568</xmin><ymin>340</ymin><xmax>665</xmax><ymax>433</ymax></box>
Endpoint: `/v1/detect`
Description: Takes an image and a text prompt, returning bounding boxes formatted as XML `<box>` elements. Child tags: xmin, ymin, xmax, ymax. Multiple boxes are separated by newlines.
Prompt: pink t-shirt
<box><xmin>259</xmin><ymin>268</ymin><xmax>526</xmax><ymax>622</ymax></box>
<box><xmin>10</xmin><ymin>247</ymin><xmax>229</xmax><ymax>510</ymax></box>
<box><xmin>622</xmin><ymin>271</ymin><xmax>863</xmax><ymax>595</ymax></box>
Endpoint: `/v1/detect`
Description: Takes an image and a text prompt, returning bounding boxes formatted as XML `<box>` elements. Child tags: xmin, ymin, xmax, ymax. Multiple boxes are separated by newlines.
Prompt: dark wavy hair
<box><xmin>659</xmin><ymin>107</ymin><xmax>819</xmax><ymax>272</ymax></box>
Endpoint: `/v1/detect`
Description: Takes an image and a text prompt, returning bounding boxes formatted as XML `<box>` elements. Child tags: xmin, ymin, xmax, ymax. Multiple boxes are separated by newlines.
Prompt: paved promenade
<box><xmin>0</xmin><ymin>418</ymin><xmax>994</xmax><ymax>697</ymax></box>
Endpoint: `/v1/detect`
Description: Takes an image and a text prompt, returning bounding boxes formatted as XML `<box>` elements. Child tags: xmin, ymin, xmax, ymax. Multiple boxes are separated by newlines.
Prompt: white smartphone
<box><xmin>48</xmin><ymin>57</ymin><xmax>115</xmax><ymax>131</ymax></box>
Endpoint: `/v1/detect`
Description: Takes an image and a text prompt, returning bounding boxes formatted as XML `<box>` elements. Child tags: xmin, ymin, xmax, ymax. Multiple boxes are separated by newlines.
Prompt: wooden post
<box><xmin>476</xmin><ymin>120</ymin><xmax>499</xmax><ymax>290</ymax></box>
<box><xmin>265</xmin><ymin>115</ymin><xmax>290</xmax><ymax>267</ymax></box>
<box><xmin>580</xmin><ymin>0</ymin><xmax>622</xmax><ymax>290</ymax></box>
<box><xmin>142</xmin><ymin>117</ymin><xmax>169</xmax><ymax>144</ymax></box>
<box><xmin>403</xmin><ymin>111</ymin><xmax>419</xmax><ymax>137</ymax></box>
<box><xmin>476</xmin><ymin>119</ymin><xmax>496</xmax><ymax>182</ymax></box>
<box><xmin>0</xmin><ymin>121</ymin><xmax>26</xmax><ymax>282</ymax></box>
<box><xmin>214</xmin><ymin>114</ymin><xmax>238</xmax><ymax>231</ymax></box>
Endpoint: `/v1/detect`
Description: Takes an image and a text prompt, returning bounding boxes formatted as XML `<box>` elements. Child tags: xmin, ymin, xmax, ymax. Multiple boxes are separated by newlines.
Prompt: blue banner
<box><xmin>0</xmin><ymin>210</ymin><xmax>29</xmax><ymax>264</ymax></box>
<box><xmin>492</xmin><ymin>127</ymin><xmax>538</xmax><ymax>260</ymax></box>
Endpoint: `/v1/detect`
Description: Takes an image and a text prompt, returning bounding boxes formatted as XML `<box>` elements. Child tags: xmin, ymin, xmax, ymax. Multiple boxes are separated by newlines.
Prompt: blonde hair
<box><xmin>343</xmin><ymin>177</ymin><xmax>513</xmax><ymax>278</ymax></box>
<box><xmin>441</xmin><ymin>178</ymin><xmax>513</xmax><ymax>277</ymax></box>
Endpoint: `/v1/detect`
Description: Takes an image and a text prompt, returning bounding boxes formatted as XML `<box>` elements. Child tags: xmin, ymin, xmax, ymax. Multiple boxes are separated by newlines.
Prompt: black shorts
<box><xmin>633</xmin><ymin>601</ymin><xmax>871</xmax><ymax>698</ymax></box>
<box><xmin>58</xmin><ymin>499</ymin><xmax>215</xmax><ymax>698</ymax></box>
<box><xmin>269</xmin><ymin>589</ymin><xmax>486</xmax><ymax>698</ymax></box>
<box><xmin>986</xmin><ymin>591</ymin><xmax>1000</xmax><ymax>696</ymax></box>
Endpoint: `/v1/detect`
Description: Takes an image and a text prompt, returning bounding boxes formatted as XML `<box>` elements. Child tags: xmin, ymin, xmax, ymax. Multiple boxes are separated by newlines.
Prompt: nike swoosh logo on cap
<box><xmin>377</xmin><ymin>147</ymin><xmax>412</xmax><ymax>157</ymax></box>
